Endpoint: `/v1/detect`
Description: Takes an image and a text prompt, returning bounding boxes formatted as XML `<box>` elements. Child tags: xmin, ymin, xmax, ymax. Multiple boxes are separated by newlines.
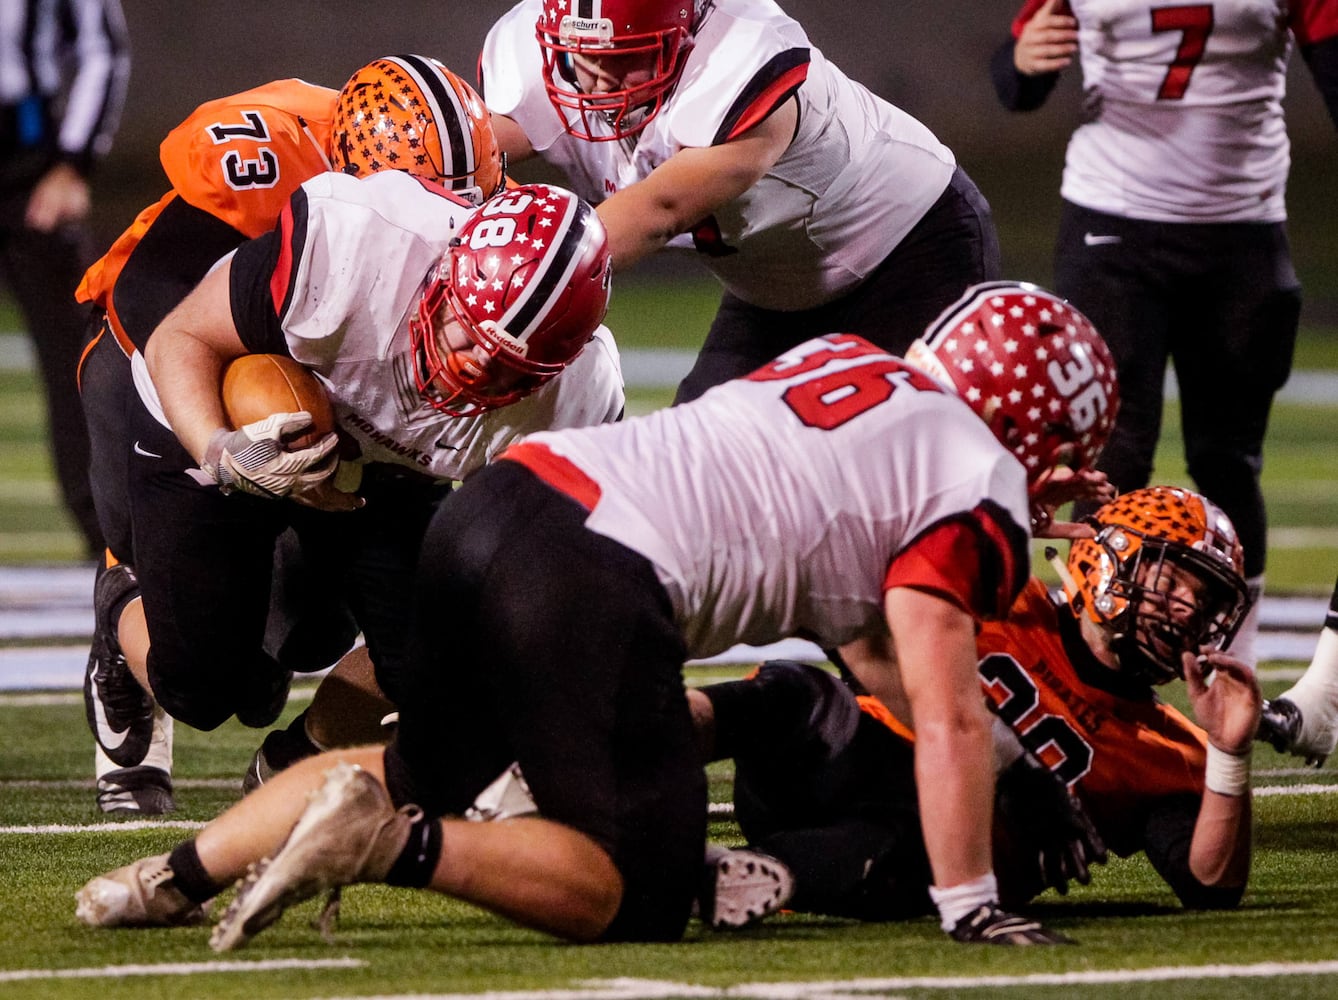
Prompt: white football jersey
<box><xmin>505</xmin><ymin>335</ymin><xmax>1032</xmax><ymax>659</ymax></box>
<box><xmin>482</xmin><ymin>0</ymin><xmax>957</xmax><ymax>310</ymax></box>
<box><xmin>137</xmin><ymin>170</ymin><xmax>624</xmax><ymax>481</ymax></box>
<box><xmin>1040</xmin><ymin>0</ymin><xmax>1319</xmax><ymax>221</ymax></box>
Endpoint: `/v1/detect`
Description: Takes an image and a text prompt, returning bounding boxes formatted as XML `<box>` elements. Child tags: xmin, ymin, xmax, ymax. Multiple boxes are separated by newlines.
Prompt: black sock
<box><xmin>167</xmin><ymin>839</ymin><xmax>223</xmax><ymax>903</ymax></box>
<box><xmin>383</xmin><ymin>812</ymin><xmax>443</xmax><ymax>888</ymax></box>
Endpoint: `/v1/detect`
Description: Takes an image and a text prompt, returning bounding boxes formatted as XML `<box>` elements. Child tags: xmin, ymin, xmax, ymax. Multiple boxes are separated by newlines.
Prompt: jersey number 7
<box><xmin>1152</xmin><ymin>4</ymin><xmax>1214</xmax><ymax>100</ymax></box>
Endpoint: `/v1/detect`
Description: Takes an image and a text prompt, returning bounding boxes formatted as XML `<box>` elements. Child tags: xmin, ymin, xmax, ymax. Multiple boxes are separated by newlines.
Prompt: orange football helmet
<box><xmin>330</xmin><ymin>55</ymin><xmax>504</xmax><ymax>205</ymax></box>
<box><xmin>1064</xmin><ymin>486</ymin><xmax>1250</xmax><ymax>683</ymax></box>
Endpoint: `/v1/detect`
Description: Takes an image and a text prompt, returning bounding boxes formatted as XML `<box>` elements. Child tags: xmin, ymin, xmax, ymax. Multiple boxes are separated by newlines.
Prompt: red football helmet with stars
<box><xmin>410</xmin><ymin>183</ymin><xmax>612</xmax><ymax>416</ymax></box>
<box><xmin>906</xmin><ymin>281</ymin><xmax>1119</xmax><ymax>491</ymax></box>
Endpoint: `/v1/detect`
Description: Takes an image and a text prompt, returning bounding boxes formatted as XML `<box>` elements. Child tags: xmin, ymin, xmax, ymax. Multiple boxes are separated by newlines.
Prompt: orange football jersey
<box><xmin>975</xmin><ymin>578</ymin><xmax>1207</xmax><ymax>855</ymax></box>
<box><xmin>77</xmin><ymin>79</ymin><xmax>338</xmax><ymax>353</ymax></box>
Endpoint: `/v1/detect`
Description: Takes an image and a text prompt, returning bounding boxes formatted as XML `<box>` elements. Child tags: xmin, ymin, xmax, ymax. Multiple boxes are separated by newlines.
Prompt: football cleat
<box><xmin>96</xmin><ymin>764</ymin><xmax>176</xmax><ymax>815</ymax></box>
<box><xmin>210</xmin><ymin>762</ymin><xmax>419</xmax><ymax>952</ymax></box>
<box><xmin>241</xmin><ymin>723</ymin><xmax>320</xmax><ymax>795</ymax></box>
<box><xmin>949</xmin><ymin>904</ymin><xmax>1072</xmax><ymax>946</ymax></box>
<box><xmin>1258</xmin><ymin>696</ymin><xmax>1333</xmax><ymax>767</ymax></box>
<box><xmin>83</xmin><ymin>562</ymin><xmax>154</xmax><ymax>769</ymax></box>
<box><xmin>75</xmin><ymin>853</ymin><xmax>211</xmax><ymax>928</ymax></box>
<box><xmin>698</xmin><ymin>844</ymin><xmax>794</xmax><ymax>931</ymax></box>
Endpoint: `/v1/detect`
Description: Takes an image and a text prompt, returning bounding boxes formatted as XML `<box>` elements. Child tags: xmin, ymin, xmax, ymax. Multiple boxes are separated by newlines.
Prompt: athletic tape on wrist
<box><xmin>1204</xmin><ymin>743</ymin><xmax>1251</xmax><ymax>797</ymax></box>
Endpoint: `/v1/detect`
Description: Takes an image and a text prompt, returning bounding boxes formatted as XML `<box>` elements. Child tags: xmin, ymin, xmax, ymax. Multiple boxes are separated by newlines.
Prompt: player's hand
<box><xmin>290</xmin><ymin>476</ymin><xmax>366</xmax><ymax>513</ymax></box>
<box><xmin>1014</xmin><ymin>0</ymin><xmax>1078</xmax><ymax>77</ymax></box>
<box><xmin>202</xmin><ymin>412</ymin><xmax>338</xmax><ymax>500</ymax></box>
<box><xmin>1185</xmin><ymin>651</ymin><xmax>1263</xmax><ymax>757</ymax></box>
<box><xmin>25</xmin><ymin>162</ymin><xmax>91</xmax><ymax>232</ymax></box>
<box><xmin>1029</xmin><ymin>467</ymin><xmax>1114</xmax><ymax>539</ymax></box>
<box><xmin>994</xmin><ymin>750</ymin><xmax>1107</xmax><ymax>896</ymax></box>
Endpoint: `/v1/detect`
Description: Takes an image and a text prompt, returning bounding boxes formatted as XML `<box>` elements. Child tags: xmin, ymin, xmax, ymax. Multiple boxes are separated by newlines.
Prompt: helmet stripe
<box><xmin>503</xmin><ymin>195</ymin><xmax>589</xmax><ymax>340</ymax></box>
<box><xmin>387</xmin><ymin>54</ymin><xmax>475</xmax><ymax>185</ymax></box>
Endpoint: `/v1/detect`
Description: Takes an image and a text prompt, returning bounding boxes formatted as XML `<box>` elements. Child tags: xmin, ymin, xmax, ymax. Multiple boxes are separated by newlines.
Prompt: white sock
<box><xmin>928</xmin><ymin>872</ymin><xmax>998</xmax><ymax>932</ymax></box>
<box><xmin>1279</xmin><ymin>626</ymin><xmax>1338</xmax><ymax>758</ymax></box>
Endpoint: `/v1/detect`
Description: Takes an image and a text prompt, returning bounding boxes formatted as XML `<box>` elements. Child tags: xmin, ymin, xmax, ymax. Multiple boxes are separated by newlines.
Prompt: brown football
<box><xmin>221</xmin><ymin>354</ymin><xmax>335</xmax><ymax>448</ymax></box>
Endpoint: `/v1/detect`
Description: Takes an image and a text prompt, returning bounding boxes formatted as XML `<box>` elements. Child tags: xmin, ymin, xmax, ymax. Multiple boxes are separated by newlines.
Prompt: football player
<box><xmin>480</xmin><ymin>0</ymin><xmax>1001</xmax><ymax>403</ymax></box>
<box><xmin>91</xmin><ymin>176</ymin><xmax>620</xmax><ymax>822</ymax></box>
<box><xmin>991</xmin><ymin>0</ymin><xmax>1338</xmax><ymax>671</ymax></box>
<box><xmin>693</xmin><ymin>486</ymin><xmax>1259</xmax><ymax>921</ymax></box>
<box><xmin>78</xmin><ymin>56</ymin><xmax>505</xmax><ymax>814</ymax></box>
<box><xmin>77</xmin><ymin>282</ymin><xmax>1118</xmax><ymax>948</ymax></box>
<box><xmin>1257</xmin><ymin>574</ymin><xmax>1338</xmax><ymax>766</ymax></box>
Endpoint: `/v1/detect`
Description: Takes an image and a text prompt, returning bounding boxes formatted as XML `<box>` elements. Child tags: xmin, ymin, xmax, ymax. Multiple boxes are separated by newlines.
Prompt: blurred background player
<box><xmin>77</xmin><ymin>55</ymin><xmax>506</xmax><ymax>813</ymax></box>
<box><xmin>694</xmin><ymin>486</ymin><xmax>1259</xmax><ymax>921</ymax></box>
<box><xmin>1</xmin><ymin>0</ymin><xmax>129</xmax><ymax>559</ymax></box>
<box><xmin>77</xmin><ymin>281</ymin><xmax>1117</xmax><ymax>949</ymax></box>
<box><xmin>480</xmin><ymin>0</ymin><xmax>1001</xmax><ymax>403</ymax></box>
<box><xmin>990</xmin><ymin>0</ymin><xmax>1338</xmax><ymax>669</ymax></box>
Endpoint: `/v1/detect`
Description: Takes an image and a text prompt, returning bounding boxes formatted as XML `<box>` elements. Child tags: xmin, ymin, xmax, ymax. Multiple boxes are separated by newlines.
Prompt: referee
<box><xmin>1</xmin><ymin>0</ymin><xmax>129</xmax><ymax>558</ymax></box>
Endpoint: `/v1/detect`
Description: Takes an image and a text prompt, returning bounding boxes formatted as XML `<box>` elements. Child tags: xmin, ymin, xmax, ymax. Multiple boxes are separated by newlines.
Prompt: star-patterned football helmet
<box><xmin>906</xmin><ymin>281</ymin><xmax>1119</xmax><ymax>490</ymax></box>
<box><xmin>410</xmin><ymin>183</ymin><xmax>612</xmax><ymax>416</ymax></box>
<box><xmin>1064</xmin><ymin>486</ymin><xmax>1251</xmax><ymax>683</ymax></box>
<box><xmin>330</xmin><ymin>55</ymin><xmax>504</xmax><ymax>205</ymax></box>
<box><xmin>536</xmin><ymin>0</ymin><xmax>698</xmax><ymax>140</ymax></box>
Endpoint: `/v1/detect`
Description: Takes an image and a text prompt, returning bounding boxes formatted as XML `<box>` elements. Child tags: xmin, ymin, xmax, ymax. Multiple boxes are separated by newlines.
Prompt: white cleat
<box><xmin>210</xmin><ymin>762</ymin><xmax>418</xmax><ymax>952</ymax></box>
<box><xmin>699</xmin><ymin>844</ymin><xmax>794</xmax><ymax>930</ymax></box>
<box><xmin>75</xmin><ymin>853</ymin><xmax>210</xmax><ymax>928</ymax></box>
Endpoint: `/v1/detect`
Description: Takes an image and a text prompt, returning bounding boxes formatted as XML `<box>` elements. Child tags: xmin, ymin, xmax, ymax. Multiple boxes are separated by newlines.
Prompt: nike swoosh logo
<box><xmin>1083</xmin><ymin>233</ymin><xmax>1122</xmax><ymax>246</ymax></box>
<box><xmin>133</xmin><ymin>441</ymin><xmax>163</xmax><ymax>458</ymax></box>
<box><xmin>89</xmin><ymin>671</ymin><xmax>130</xmax><ymax>751</ymax></box>
<box><xmin>434</xmin><ymin>440</ymin><xmax>462</xmax><ymax>451</ymax></box>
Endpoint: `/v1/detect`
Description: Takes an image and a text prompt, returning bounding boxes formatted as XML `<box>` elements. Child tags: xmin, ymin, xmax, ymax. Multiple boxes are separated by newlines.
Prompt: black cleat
<box><xmin>949</xmin><ymin>904</ymin><xmax>1072</xmax><ymax>946</ymax></box>
<box><xmin>96</xmin><ymin>764</ymin><xmax>176</xmax><ymax>815</ymax></box>
<box><xmin>84</xmin><ymin>563</ymin><xmax>154</xmax><ymax>770</ymax></box>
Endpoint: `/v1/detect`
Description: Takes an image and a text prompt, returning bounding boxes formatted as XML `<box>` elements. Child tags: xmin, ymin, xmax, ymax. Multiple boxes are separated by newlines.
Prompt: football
<box><xmin>221</xmin><ymin>354</ymin><xmax>335</xmax><ymax>448</ymax></box>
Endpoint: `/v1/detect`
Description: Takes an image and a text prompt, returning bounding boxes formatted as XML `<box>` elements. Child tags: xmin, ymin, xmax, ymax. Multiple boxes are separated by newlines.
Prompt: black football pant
<box><xmin>385</xmin><ymin>459</ymin><xmax>705</xmax><ymax>942</ymax></box>
<box><xmin>1056</xmin><ymin>201</ymin><xmax>1301</xmax><ymax>578</ymax></box>
<box><xmin>127</xmin><ymin>396</ymin><xmax>443</xmax><ymax>730</ymax></box>
<box><xmin>673</xmin><ymin>165</ymin><xmax>1002</xmax><ymax>403</ymax></box>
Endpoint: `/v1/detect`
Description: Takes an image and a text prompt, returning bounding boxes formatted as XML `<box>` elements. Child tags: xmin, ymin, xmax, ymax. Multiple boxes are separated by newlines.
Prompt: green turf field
<box><xmin>2</xmin><ymin>676</ymin><xmax>1338</xmax><ymax>1000</ymax></box>
<box><xmin>2</xmin><ymin>282</ymin><xmax>1338</xmax><ymax>997</ymax></box>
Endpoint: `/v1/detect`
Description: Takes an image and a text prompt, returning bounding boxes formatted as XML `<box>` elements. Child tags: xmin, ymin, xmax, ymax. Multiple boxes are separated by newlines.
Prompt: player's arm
<box><xmin>991</xmin><ymin>0</ymin><xmax>1075</xmax><ymax>111</ymax></box>
<box><xmin>595</xmin><ymin>97</ymin><xmax>797</xmax><ymax>271</ymax></box>
<box><xmin>883</xmin><ymin>587</ymin><xmax>997</xmax><ymax>890</ymax></box>
<box><xmin>1181</xmin><ymin>651</ymin><xmax>1260</xmax><ymax>890</ymax></box>
<box><xmin>143</xmin><ymin>258</ymin><xmax>245</xmax><ymax>463</ymax></box>
<box><xmin>491</xmin><ymin>112</ymin><xmax>537</xmax><ymax>164</ymax></box>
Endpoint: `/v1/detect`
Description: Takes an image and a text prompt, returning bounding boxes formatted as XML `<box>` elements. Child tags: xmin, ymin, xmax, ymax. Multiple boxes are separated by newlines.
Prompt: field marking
<box><xmin>0</xmin><ymin>957</ymin><xmax>364</xmax><ymax>983</ymax></box>
<box><xmin>296</xmin><ymin>960</ymin><xmax>1338</xmax><ymax>999</ymax></box>
<box><xmin>4</xmin><ymin>779</ymin><xmax>1335</xmax><ymax>836</ymax></box>
<box><xmin>0</xmin><ymin>819</ymin><xmax>206</xmax><ymax>834</ymax></box>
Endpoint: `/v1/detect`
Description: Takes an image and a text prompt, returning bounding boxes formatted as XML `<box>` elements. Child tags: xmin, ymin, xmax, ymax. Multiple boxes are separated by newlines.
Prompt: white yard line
<box><xmin>0</xmin><ymin>957</ymin><xmax>364</xmax><ymax>984</ymax></box>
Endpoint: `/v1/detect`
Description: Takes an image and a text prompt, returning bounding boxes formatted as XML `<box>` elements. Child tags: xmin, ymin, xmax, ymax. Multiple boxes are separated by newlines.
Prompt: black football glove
<box><xmin>950</xmin><ymin>903</ymin><xmax>1072</xmax><ymax>946</ymax></box>
<box><xmin>995</xmin><ymin>750</ymin><xmax>1108</xmax><ymax>896</ymax></box>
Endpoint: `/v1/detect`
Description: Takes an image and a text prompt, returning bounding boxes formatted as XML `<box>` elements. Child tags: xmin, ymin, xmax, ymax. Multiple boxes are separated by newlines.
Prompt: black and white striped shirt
<box><xmin>0</xmin><ymin>0</ymin><xmax>129</xmax><ymax>177</ymax></box>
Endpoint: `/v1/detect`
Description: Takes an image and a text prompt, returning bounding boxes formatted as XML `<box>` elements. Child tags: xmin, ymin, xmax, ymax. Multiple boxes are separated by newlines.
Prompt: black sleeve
<box><xmin>228</xmin><ymin>230</ymin><xmax>295</xmax><ymax>357</ymax></box>
<box><xmin>1301</xmin><ymin>35</ymin><xmax>1338</xmax><ymax>131</ymax></box>
<box><xmin>111</xmin><ymin>197</ymin><xmax>247</xmax><ymax>352</ymax></box>
<box><xmin>1142</xmin><ymin>793</ymin><xmax>1246</xmax><ymax>910</ymax></box>
<box><xmin>990</xmin><ymin>36</ymin><xmax>1061</xmax><ymax>112</ymax></box>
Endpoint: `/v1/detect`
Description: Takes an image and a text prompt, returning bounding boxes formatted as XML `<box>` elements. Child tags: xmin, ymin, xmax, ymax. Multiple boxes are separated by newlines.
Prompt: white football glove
<box><xmin>202</xmin><ymin>412</ymin><xmax>337</xmax><ymax>500</ymax></box>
